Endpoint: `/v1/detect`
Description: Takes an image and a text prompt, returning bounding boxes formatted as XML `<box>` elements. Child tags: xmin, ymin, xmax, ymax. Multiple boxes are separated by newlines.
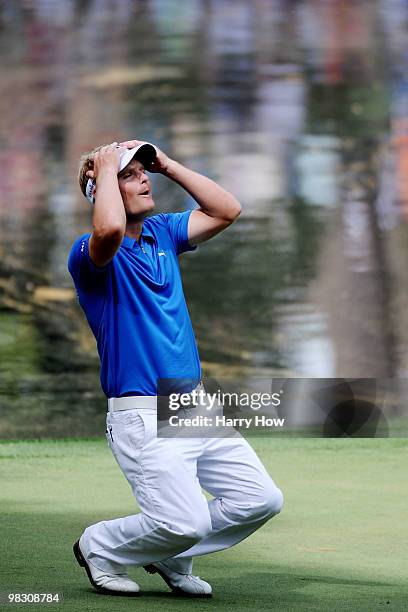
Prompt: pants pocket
<box><xmin>106</xmin><ymin>411</ymin><xmax>146</xmax><ymax>462</ymax></box>
<box><xmin>126</xmin><ymin>412</ymin><xmax>146</xmax><ymax>453</ymax></box>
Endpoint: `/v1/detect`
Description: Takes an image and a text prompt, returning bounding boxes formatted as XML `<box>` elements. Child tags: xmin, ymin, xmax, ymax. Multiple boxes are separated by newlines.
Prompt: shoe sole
<box><xmin>143</xmin><ymin>564</ymin><xmax>212</xmax><ymax>598</ymax></box>
<box><xmin>73</xmin><ymin>540</ymin><xmax>139</xmax><ymax>597</ymax></box>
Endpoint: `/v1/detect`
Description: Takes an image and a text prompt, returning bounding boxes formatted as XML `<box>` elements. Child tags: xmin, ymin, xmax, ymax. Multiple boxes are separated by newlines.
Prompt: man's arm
<box><xmin>163</xmin><ymin>160</ymin><xmax>242</xmax><ymax>245</ymax></box>
<box><xmin>120</xmin><ymin>139</ymin><xmax>241</xmax><ymax>245</ymax></box>
<box><xmin>87</xmin><ymin>143</ymin><xmax>127</xmax><ymax>267</ymax></box>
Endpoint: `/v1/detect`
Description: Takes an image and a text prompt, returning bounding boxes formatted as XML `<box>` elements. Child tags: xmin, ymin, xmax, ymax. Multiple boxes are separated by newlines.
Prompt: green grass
<box><xmin>1</xmin><ymin>438</ymin><xmax>407</xmax><ymax>611</ymax></box>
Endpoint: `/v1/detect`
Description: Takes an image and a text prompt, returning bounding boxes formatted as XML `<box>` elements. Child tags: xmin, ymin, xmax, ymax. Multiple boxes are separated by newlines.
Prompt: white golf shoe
<box><xmin>73</xmin><ymin>537</ymin><xmax>140</xmax><ymax>596</ymax></box>
<box><xmin>144</xmin><ymin>561</ymin><xmax>212</xmax><ymax>597</ymax></box>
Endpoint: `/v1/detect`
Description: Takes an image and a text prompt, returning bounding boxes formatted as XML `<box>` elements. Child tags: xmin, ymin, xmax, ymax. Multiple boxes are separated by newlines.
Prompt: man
<box><xmin>68</xmin><ymin>139</ymin><xmax>283</xmax><ymax>598</ymax></box>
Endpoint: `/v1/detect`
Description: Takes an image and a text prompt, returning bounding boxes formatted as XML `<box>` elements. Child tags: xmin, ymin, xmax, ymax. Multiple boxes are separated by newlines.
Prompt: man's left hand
<box><xmin>119</xmin><ymin>139</ymin><xmax>171</xmax><ymax>174</ymax></box>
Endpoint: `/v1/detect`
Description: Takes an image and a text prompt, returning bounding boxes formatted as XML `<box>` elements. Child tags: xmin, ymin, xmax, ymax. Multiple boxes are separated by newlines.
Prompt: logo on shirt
<box><xmin>158</xmin><ymin>251</ymin><xmax>166</xmax><ymax>257</ymax></box>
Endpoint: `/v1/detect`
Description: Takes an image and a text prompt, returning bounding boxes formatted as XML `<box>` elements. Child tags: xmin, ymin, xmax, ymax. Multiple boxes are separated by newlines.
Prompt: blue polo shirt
<box><xmin>68</xmin><ymin>211</ymin><xmax>201</xmax><ymax>397</ymax></box>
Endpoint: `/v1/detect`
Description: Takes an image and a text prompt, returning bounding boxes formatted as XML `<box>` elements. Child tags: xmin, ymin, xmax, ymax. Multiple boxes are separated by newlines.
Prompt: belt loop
<box><xmin>108</xmin><ymin>398</ymin><xmax>114</xmax><ymax>413</ymax></box>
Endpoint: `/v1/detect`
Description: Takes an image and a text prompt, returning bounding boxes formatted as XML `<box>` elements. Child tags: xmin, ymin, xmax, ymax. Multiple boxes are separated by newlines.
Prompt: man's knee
<box><xmin>259</xmin><ymin>484</ymin><xmax>284</xmax><ymax>519</ymax></box>
<box><xmin>226</xmin><ymin>482</ymin><xmax>284</xmax><ymax>523</ymax></box>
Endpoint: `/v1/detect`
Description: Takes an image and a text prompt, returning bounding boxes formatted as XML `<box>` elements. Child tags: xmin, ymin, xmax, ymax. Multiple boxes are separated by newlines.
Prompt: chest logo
<box><xmin>158</xmin><ymin>251</ymin><xmax>166</xmax><ymax>257</ymax></box>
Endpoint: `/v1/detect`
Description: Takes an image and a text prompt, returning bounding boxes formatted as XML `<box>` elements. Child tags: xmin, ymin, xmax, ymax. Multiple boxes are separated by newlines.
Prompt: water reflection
<box><xmin>0</xmin><ymin>0</ymin><xmax>407</xmax><ymax>437</ymax></box>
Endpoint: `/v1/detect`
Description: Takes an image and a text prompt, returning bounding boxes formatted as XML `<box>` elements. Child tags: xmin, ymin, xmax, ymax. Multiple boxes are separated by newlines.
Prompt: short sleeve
<box><xmin>68</xmin><ymin>233</ymin><xmax>111</xmax><ymax>291</ymax></box>
<box><xmin>162</xmin><ymin>210</ymin><xmax>197</xmax><ymax>255</ymax></box>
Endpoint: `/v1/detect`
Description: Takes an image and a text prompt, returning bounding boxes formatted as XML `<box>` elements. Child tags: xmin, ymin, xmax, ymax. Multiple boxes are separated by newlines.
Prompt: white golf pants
<box><xmin>82</xmin><ymin>406</ymin><xmax>284</xmax><ymax>574</ymax></box>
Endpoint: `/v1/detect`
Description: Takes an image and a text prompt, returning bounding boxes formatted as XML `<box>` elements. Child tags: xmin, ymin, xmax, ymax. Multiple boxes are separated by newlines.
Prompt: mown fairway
<box><xmin>1</xmin><ymin>437</ymin><xmax>406</xmax><ymax>611</ymax></box>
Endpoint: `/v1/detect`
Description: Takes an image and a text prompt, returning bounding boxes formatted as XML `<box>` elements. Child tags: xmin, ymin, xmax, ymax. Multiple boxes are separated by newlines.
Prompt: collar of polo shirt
<box><xmin>121</xmin><ymin>226</ymin><xmax>156</xmax><ymax>249</ymax></box>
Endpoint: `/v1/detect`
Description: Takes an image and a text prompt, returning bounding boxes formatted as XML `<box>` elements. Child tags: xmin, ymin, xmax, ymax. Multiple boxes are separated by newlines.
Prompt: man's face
<box><xmin>117</xmin><ymin>159</ymin><xmax>154</xmax><ymax>218</ymax></box>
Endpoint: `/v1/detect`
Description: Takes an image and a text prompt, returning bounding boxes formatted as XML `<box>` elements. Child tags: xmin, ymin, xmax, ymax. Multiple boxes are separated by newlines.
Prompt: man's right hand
<box><xmin>86</xmin><ymin>142</ymin><xmax>126</xmax><ymax>181</ymax></box>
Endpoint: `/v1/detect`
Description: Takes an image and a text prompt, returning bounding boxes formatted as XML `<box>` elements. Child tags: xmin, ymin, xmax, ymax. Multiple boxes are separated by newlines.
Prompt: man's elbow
<box><xmin>223</xmin><ymin>199</ymin><xmax>242</xmax><ymax>224</ymax></box>
<box><xmin>92</xmin><ymin>223</ymin><xmax>125</xmax><ymax>242</ymax></box>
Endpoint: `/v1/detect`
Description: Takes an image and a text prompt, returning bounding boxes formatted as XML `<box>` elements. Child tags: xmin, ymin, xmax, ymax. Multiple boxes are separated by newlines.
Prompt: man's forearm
<box><xmin>164</xmin><ymin>160</ymin><xmax>241</xmax><ymax>222</ymax></box>
<box><xmin>93</xmin><ymin>169</ymin><xmax>126</xmax><ymax>234</ymax></box>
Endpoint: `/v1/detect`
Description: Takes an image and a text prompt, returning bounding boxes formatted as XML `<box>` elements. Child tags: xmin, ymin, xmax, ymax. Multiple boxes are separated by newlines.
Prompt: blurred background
<box><xmin>0</xmin><ymin>0</ymin><xmax>408</xmax><ymax>437</ymax></box>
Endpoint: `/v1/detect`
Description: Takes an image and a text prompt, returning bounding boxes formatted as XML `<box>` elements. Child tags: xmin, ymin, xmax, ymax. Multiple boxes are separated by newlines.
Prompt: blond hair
<box><xmin>77</xmin><ymin>144</ymin><xmax>106</xmax><ymax>197</ymax></box>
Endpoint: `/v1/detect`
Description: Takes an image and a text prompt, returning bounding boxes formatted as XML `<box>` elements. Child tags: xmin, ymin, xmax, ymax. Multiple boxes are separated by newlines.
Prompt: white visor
<box><xmin>118</xmin><ymin>142</ymin><xmax>157</xmax><ymax>172</ymax></box>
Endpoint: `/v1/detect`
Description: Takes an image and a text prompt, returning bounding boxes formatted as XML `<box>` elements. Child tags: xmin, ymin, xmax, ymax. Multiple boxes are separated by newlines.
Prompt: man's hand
<box><xmin>86</xmin><ymin>142</ymin><xmax>126</xmax><ymax>181</ymax></box>
<box><xmin>119</xmin><ymin>139</ymin><xmax>171</xmax><ymax>174</ymax></box>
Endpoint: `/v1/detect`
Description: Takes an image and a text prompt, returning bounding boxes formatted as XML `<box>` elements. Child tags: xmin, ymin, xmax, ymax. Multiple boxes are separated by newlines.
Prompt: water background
<box><xmin>1</xmin><ymin>0</ymin><xmax>408</xmax><ymax>437</ymax></box>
